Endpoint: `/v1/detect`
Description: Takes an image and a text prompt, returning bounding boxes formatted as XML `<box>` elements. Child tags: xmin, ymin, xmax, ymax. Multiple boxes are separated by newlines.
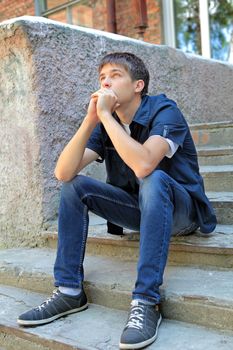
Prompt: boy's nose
<box><xmin>102</xmin><ymin>78</ymin><xmax>111</xmax><ymax>88</ymax></box>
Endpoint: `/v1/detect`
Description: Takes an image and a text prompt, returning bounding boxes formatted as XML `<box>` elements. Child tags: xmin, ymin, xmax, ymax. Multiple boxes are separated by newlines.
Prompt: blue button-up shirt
<box><xmin>87</xmin><ymin>94</ymin><xmax>217</xmax><ymax>233</ymax></box>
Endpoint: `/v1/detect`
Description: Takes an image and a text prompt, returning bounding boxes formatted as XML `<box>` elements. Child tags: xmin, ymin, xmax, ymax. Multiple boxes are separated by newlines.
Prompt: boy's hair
<box><xmin>98</xmin><ymin>52</ymin><xmax>149</xmax><ymax>96</ymax></box>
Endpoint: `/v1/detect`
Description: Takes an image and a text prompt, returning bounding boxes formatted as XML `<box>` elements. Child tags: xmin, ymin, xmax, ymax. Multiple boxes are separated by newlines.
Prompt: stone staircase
<box><xmin>0</xmin><ymin>121</ymin><xmax>233</xmax><ymax>350</ymax></box>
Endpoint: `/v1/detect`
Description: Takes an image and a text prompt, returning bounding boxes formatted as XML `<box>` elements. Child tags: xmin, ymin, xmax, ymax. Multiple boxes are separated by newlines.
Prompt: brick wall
<box><xmin>93</xmin><ymin>0</ymin><xmax>107</xmax><ymax>32</ymax></box>
<box><xmin>144</xmin><ymin>0</ymin><xmax>162</xmax><ymax>44</ymax></box>
<box><xmin>0</xmin><ymin>0</ymin><xmax>34</xmax><ymax>22</ymax></box>
<box><xmin>0</xmin><ymin>1</ymin><xmax>162</xmax><ymax>45</ymax></box>
<box><xmin>115</xmin><ymin>0</ymin><xmax>162</xmax><ymax>44</ymax></box>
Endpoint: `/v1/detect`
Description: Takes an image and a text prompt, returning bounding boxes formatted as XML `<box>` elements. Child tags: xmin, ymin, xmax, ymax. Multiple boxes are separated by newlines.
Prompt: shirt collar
<box><xmin>113</xmin><ymin>96</ymin><xmax>150</xmax><ymax>127</ymax></box>
<box><xmin>131</xmin><ymin>95</ymin><xmax>150</xmax><ymax>127</ymax></box>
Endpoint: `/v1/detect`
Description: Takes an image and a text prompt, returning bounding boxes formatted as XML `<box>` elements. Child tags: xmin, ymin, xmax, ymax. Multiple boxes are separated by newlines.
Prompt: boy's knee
<box><xmin>61</xmin><ymin>175</ymin><xmax>86</xmax><ymax>198</ymax></box>
<box><xmin>139</xmin><ymin>170</ymin><xmax>171</xmax><ymax>204</ymax></box>
<box><xmin>141</xmin><ymin>170</ymin><xmax>168</xmax><ymax>189</ymax></box>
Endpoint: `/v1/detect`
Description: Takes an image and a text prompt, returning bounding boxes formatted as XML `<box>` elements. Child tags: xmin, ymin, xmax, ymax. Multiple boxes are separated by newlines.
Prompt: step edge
<box><xmin>86</xmin><ymin>236</ymin><xmax>233</xmax><ymax>255</ymax></box>
<box><xmin>0</xmin><ymin>323</ymin><xmax>79</xmax><ymax>350</ymax></box>
<box><xmin>1</xmin><ymin>291</ymin><xmax>233</xmax><ymax>350</ymax></box>
<box><xmin>190</xmin><ymin>121</ymin><xmax>233</xmax><ymax>130</ymax></box>
<box><xmin>200</xmin><ymin>165</ymin><xmax>233</xmax><ymax>172</ymax></box>
<box><xmin>41</xmin><ymin>224</ymin><xmax>233</xmax><ymax>252</ymax></box>
<box><xmin>197</xmin><ymin>148</ymin><xmax>233</xmax><ymax>156</ymax></box>
<box><xmin>1</xmin><ymin>270</ymin><xmax>233</xmax><ymax>309</ymax></box>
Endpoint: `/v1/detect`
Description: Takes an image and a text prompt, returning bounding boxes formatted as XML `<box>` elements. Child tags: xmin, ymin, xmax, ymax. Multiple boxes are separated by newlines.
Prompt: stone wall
<box><xmin>0</xmin><ymin>16</ymin><xmax>233</xmax><ymax>247</ymax></box>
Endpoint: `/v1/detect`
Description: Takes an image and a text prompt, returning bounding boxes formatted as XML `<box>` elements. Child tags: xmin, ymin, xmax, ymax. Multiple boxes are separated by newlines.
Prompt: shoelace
<box><xmin>36</xmin><ymin>290</ymin><xmax>59</xmax><ymax>311</ymax></box>
<box><xmin>125</xmin><ymin>305</ymin><xmax>145</xmax><ymax>330</ymax></box>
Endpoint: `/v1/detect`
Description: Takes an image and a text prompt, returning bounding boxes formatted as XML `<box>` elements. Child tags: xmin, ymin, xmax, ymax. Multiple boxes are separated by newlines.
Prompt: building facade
<box><xmin>0</xmin><ymin>0</ymin><xmax>233</xmax><ymax>62</ymax></box>
<box><xmin>0</xmin><ymin>1</ymin><xmax>162</xmax><ymax>44</ymax></box>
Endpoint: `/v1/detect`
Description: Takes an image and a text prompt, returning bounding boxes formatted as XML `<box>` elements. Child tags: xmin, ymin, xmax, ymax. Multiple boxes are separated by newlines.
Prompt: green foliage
<box><xmin>174</xmin><ymin>0</ymin><xmax>233</xmax><ymax>60</ymax></box>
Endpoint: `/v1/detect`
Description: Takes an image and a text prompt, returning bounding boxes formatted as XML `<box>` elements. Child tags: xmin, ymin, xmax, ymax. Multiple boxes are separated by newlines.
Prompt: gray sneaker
<box><xmin>119</xmin><ymin>300</ymin><xmax>162</xmax><ymax>349</ymax></box>
<box><xmin>17</xmin><ymin>289</ymin><xmax>88</xmax><ymax>326</ymax></box>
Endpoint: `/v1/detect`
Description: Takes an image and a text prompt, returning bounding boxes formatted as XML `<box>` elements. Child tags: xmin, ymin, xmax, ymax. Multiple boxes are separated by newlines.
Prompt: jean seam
<box><xmin>167</xmin><ymin>178</ymin><xmax>189</xmax><ymax>197</ymax></box>
<box><xmin>174</xmin><ymin>222</ymin><xmax>199</xmax><ymax>236</ymax></box>
<box><xmin>168</xmin><ymin>177</ymin><xmax>198</xmax><ymax>235</ymax></box>
<box><xmin>80</xmin><ymin>193</ymin><xmax>139</xmax><ymax>209</ymax></box>
<box><xmin>77</xmin><ymin>204</ymin><xmax>88</xmax><ymax>285</ymax></box>
<box><xmin>157</xmin><ymin>181</ymin><xmax>170</xmax><ymax>286</ymax></box>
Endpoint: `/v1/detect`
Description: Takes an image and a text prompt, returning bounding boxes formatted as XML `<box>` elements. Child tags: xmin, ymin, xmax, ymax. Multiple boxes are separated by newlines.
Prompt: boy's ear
<box><xmin>135</xmin><ymin>80</ymin><xmax>145</xmax><ymax>93</ymax></box>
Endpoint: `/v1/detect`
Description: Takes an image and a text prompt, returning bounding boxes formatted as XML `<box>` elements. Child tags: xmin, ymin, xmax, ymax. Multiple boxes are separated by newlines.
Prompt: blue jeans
<box><xmin>54</xmin><ymin>170</ymin><xmax>198</xmax><ymax>304</ymax></box>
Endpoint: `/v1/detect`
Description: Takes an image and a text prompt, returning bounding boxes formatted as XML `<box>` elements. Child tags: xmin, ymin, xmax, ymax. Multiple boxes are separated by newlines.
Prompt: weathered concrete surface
<box><xmin>1</xmin><ymin>16</ymin><xmax>233</xmax><ymax>246</ymax></box>
<box><xmin>29</xmin><ymin>220</ymin><xmax>233</xmax><ymax>268</ymax></box>
<box><xmin>190</xmin><ymin>122</ymin><xmax>233</xmax><ymax>147</ymax></box>
<box><xmin>207</xmin><ymin>192</ymin><xmax>233</xmax><ymax>225</ymax></box>
<box><xmin>1</xmin><ymin>248</ymin><xmax>233</xmax><ymax>331</ymax></box>
<box><xmin>197</xmin><ymin>146</ymin><xmax>233</xmax><ymax>166</ymax></box>
<box><xmin>200</xmin><ymin>165</ymin><xmax>233</xmax><ymax>192</ymax></box>
<box><xmin>86</xmin><ymin>223</ymin><xmax>233</xmax><ymax>268</ymax></box>
<box><xmin>1</xmin><ymin>285</ymin><xmax>233</xmax><ymax>350</ymax></box>
<box><xmin>0</xmin><ymin>20</ymin><xmax>44</xmax><ymax>247</ymax></box>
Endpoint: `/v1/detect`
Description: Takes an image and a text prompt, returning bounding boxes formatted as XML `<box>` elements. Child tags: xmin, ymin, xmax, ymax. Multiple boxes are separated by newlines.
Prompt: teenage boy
<box><xmin>17</xmin><ymin>52</ymin><xmax>216</xmax><ymax>349</ymax></box>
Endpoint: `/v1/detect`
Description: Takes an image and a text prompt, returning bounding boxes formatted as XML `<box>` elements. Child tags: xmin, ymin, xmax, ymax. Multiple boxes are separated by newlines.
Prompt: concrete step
<box><xmin>190</xmin><ymin>121</ymin><xmax>233</xmax><ymax>147</ymax></box>
<box><xmin>87</xmin><ymin>224</ymin><xmax>233</xmax><ymax>268</ymax></box>
<box><xmin>41</xmin><ymin>224</ymin><xmax>233</xmax><ymax>268</ymax></box>
<box><xmin>197</xmin><ymin>146</ymin><xmax>233</xmax><ymax>166</ymax></box>
<box><xmin>200</xmin><ymin>165</ymin><xmax>233</xmax><ymax>192</ymax></box>
<box><xmin>0</xmin><ymin>248</ymin><xmax>233</xmax><ymax>332</ymax></box>
<box><xmin>1</xmin><ymin>285</ymin><xmax>233</xmax><ymax>350</ymax></box>
<box><xmin>207</xmin><ymin>192</ymin><xmax>233</xmax><ymax>225</ymax></box>
<box><xmin>21</xmin><ymin>196</ymin><xmax>233</xmax><ymax>267</ymax></box>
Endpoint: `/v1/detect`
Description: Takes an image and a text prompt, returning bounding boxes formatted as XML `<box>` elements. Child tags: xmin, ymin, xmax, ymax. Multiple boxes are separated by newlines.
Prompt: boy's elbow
<box><xmin>54</xmin><ymin>169</ymin><xmax>73</xmax><ymax>182</ymax></box>
<box><xmin>134</xmin><ymin>163</ymin><xmax>153</xmax><ymax>179</ymax></box>
<box><xmin>54</xmin><ymin>171</ymin><xmax>65</xmax><ymax>182</ymax></box>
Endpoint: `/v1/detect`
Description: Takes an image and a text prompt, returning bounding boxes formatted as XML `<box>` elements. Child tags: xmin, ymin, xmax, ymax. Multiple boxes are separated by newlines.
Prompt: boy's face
<box><xmin>98</xmin><ymin>63</ymin><xmax>140</xmax><ymax>105</ymax></box>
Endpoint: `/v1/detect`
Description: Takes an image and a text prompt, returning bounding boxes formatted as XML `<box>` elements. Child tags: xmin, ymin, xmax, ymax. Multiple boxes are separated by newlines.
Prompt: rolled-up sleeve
<box><xmin>149</xmin><ymin>106</ymin><xmax>188</xmax><ymax>148</ymax></box>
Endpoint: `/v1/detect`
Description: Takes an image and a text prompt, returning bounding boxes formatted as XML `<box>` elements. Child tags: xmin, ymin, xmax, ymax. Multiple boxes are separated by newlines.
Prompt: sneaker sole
<box><xmin>119</xmin><ymin>314</ymin><xmax>162</xmax><ymax>350</ymax></box>
<box><xmin>17</xmin><ymin>303</ymin><xmax>88</xmax><ymax>326</ymax></box>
